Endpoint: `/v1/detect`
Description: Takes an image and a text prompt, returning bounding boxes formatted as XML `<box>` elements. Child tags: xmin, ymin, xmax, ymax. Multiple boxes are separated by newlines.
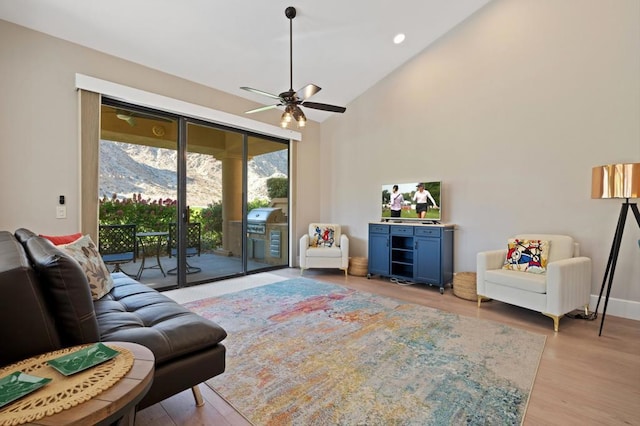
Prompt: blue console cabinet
<box><xmin>367</xmin><ymin>222</ymin><xmax>454</xmax><ymax>294</ymax></box>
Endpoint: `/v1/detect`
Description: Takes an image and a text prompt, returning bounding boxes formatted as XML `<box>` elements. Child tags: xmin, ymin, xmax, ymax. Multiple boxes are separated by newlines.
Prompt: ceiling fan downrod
<box><xmin>285</xmin><ymin>6</ymin><xmax>296</xmax><ymax>93</ymax></box>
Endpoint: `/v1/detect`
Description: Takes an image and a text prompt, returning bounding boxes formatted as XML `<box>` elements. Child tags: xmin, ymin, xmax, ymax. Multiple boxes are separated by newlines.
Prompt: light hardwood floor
<box><xmin>136</xmin><ymin>268</ymin><xmax>640</xmax><ymax>425</ymax></box>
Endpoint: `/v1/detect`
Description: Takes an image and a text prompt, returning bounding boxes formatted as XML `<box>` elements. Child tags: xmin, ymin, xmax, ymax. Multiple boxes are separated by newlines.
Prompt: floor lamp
<box><xmin>591</xmin><ymin>163</ymin><xmax>640</xmax><ymax>336</ymax></box>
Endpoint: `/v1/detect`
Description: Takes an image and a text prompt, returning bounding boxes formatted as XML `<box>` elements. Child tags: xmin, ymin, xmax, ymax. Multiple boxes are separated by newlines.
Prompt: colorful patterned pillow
<box><xmin>502</xmin><ymin>239</ymin><xmax>550</xmax><ymax>274</ymax></box>
<box><xmin>310</xmin><ymin>225</ymin><xmax>337</xmax><ymax>248</ymax></box>
<box><xmin>60</xmin><ymin>235</ymin><xmax>115</xmax><ymax>300</ymax></box>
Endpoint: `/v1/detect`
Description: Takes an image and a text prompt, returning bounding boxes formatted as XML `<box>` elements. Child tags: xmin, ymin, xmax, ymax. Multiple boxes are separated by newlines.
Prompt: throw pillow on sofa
<box><xmin>39</xmin><ymin>232</ymin><xmax>83</xmax><ymax>245</ymax></box>
<box><xmin>60</xmin><ymin>235</ymin><xmax>114</xmax><ymax>300</ymax></box>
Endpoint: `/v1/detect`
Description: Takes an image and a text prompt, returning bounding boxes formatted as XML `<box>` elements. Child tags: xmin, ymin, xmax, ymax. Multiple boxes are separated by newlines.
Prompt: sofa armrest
<box><xmin>546</xmin><ymin>256</ymin><xmax>592</xmax><ymax>315</ymax></box>
<box><xmin>340</xmin><ymin>234</ymin><xmax>349</xmax><ymax>269</ymax></box>
<box><xmin>476</xmin><ymin>249</ymin><xmax>507</xmax><ymax>295</ymax></box>
<box><xmin>299</xmin><ymin>234</ymin><xmax>309</xmax><ymax>268</ymax></box>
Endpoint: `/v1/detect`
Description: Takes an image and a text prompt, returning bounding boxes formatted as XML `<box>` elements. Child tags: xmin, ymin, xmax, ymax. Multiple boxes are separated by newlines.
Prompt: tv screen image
<box><xmin>381</xmin><ymin>181</ymin><xmax>441</xmax><ymax>222</ymax></box>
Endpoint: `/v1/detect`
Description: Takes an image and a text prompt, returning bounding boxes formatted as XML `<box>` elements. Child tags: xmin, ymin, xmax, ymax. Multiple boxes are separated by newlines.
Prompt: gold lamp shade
<box><xmin>591</xmin><ymin>163</ymin><xmax>640</xmax><ymax>199</ymax></box>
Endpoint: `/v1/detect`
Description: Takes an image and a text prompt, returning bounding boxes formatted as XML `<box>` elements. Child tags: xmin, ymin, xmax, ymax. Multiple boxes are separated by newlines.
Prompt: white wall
<box><xmin>322</xmin><ymin>0</ymin><xmax>640</xmax><ymax>314</ymax></box>
<box><xmin>1</xmin><ymin>0</ymin><xmax>639</xmax><ymax>319</ymax></box>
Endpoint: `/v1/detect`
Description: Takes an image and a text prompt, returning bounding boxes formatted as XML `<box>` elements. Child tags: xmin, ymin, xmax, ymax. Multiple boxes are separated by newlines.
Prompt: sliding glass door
<box><xmin>99</xmin><ymin>99</ymin><xmax>289</xmax><ymax>290</ymax></box>
<box><xmin>182</xmin><ymin>121</ymin><xmax>245</xmax><ymax>283</ymax></box>
<box><xmin>246</xmin><ymin>135</ymin><xmax>289</xmax><ymax>273</ymax></box>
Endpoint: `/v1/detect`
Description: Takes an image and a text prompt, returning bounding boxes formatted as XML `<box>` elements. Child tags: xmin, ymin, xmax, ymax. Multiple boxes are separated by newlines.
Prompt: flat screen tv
<box><xmin>381</xmin><ymin>181</ymin><xmax>442</xmax><ymax>223</ymax></box>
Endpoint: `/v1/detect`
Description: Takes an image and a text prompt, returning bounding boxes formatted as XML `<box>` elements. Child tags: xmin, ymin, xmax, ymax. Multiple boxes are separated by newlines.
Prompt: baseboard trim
<box><xmin>590</xmin><ymin>294</ymin><xmax>640</xmax><ymax>321</ymax></box>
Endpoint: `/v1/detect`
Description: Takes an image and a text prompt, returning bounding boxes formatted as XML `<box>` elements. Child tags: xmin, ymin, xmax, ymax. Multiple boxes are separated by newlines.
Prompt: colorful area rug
<box><xmin>184</xmin><ymin>278</ymin><xmax>545</xmax><ymax>425</ymax></box>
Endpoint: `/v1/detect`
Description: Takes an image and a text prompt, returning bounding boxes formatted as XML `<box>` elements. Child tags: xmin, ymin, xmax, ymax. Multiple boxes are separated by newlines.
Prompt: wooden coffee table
<box><xmin>0</xmin><ymin>341</ymin><xmax>154</xmax><ymax>426</ymax></box>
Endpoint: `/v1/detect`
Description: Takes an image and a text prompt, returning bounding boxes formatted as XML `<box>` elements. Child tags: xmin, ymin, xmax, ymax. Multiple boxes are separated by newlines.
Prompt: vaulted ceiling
<box><xmin>0</xmin><ymin>0</ymin><xmax>491</xmax><ymax>122</ymax></box>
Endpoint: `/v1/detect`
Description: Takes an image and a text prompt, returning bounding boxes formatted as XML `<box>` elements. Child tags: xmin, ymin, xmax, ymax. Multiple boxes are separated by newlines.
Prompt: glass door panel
<box><xmin>184</xmin><ymin>122</ymin><xmax>244</xmax><ymax>284</ymax></box>
<box><xmin>246</xmin><ymin>136</ymin><xmax>289</xmax><ymax>273</ymax></box>
<box><xmin>99</xmin><ymin>103</ymin><xmax>178</xmax><ymax>290</ymax></box>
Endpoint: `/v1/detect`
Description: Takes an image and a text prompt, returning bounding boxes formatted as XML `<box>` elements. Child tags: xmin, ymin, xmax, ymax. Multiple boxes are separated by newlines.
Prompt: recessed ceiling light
<box><xmin>393</xmin><ymin>33</ymin><xmax>405</xmax><ymax>44</ymax></box>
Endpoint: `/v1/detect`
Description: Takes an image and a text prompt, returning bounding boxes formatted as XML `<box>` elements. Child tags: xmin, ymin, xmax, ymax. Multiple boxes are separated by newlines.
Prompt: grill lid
<box><xmin>247</xmin><ymin>207</ymin><xmax>285</xmax><ymax>223</ymax></box>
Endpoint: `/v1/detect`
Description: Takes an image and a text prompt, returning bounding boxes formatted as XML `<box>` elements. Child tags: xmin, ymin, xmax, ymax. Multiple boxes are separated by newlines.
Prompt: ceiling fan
<box><xmin>241</xmin><ymin>6</ymin><xmax>346</xmax><ymax>128</ymax></box>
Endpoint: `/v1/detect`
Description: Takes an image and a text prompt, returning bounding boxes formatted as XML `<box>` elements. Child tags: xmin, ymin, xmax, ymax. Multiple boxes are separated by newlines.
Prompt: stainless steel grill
<box><xmin>247</xmin><ymin>207</ymin><xmax>287</xmax><ymax>263</ymax></box>
<box><xmin>247</xmin><ymin>208</ymin><xmax>285</xmax><ymax>234</ymax></box>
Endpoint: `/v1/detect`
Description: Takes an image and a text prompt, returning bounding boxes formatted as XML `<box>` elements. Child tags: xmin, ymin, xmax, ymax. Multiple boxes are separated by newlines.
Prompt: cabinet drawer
<box><xmin>369</xmin><ymin>224</ymin><xmax>389</xmax><ymax>234</ymax></box>
<box><xmin>414</xmin><ymin>227</ymin><xmax>441</xmax><ymax>238</ymax></box>
<box><xmin>390</xmin><ymin>226</ymin><xmax>413</xmax><ymax>236</ymax></box>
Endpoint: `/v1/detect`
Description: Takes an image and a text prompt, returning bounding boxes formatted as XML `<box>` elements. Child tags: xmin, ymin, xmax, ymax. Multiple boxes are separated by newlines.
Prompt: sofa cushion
<box><xmin>502</xmin><ymin>239</ymin><xmax>549</xmax><ymax>274</ymax></box>
<box><xmin>0</xmin><ymin>232</ymin><xmax>61</xmax><ymax>366</ymax></box>
<box><xmin>94</xmin><ymin>273</ymin><xmax>227</xmax><ymax>365</ymax></box>
<box><xmin>25</xmin><ymin>236</ymin><xmax>100</xmax><ymax>345</ymax></box>
<box><xmin>14</xmin><ymin>228</ymin><xmax>37</xmax><ymax>245</ymax></box>
<box><xmin>485</xmin><ymin>269</ymin><xmax>547</xmax><ymax>294</ymax></box>
<box><xmin>308</xmin><ymin>224</ymin><xmax>341</xmax><ymax>248</ymax></box>
<box><xmin>59</xmin><ymin>235</ymin><xmax>114</xmax><ymax>300</ymax></box>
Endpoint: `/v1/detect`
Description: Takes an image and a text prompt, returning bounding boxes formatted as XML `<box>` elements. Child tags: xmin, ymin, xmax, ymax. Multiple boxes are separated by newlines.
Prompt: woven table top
<box><xmin>0</xmin><ymin>344</ymin><xmax>133</xmax><ymax>426</ymax></box>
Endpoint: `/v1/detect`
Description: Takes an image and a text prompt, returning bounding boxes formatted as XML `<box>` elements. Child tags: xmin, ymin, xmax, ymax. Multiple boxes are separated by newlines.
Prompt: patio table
<box><xmin>136</xmin><ymin>232</ymin><xmax>169</xmax><ymax>279</ymax></box>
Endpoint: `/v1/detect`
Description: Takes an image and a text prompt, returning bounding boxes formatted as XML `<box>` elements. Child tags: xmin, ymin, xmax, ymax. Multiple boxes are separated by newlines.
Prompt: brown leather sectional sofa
<box><xmin>0</xmin><ymin>229</ymin><xmax>227</xmax><ymax>410</ymax></box>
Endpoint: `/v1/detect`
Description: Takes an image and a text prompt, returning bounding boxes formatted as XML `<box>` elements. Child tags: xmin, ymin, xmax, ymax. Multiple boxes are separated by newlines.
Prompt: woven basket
<box><xmin>453</xmin><ymin>272</ymin><xmax>490</xmax><ymax>301</ymax></box>
<box><xmin>348</xmin><ymin>257</ymin><xmax>368</xmax><ymax>277</ymax></box>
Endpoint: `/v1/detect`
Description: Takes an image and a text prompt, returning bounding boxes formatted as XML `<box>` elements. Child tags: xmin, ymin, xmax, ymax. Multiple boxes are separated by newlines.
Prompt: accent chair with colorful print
<box><xmin>299</xmin><ymin>223</ymin><xmax>349</xmax><ymax>276</ymax></box>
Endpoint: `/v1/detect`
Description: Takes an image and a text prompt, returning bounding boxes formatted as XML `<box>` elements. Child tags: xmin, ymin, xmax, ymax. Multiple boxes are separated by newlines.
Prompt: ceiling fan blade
<box><xmin>240</xmin><ymin>87</ymin><xmax>282</xmax><ymax>101</ymax></box>
<box><xmin>116</xmin><ymin>114</ymin><xmax>136</xmax><ymax>126</ymax></box>
<box><xmin>302</xmin><ymin>102</ymin><xmax>347</xmax><ymax>113</ymax></box>
<box><xmin>115</xmin><ymin>109</ymin><xmax>173</xmax><ymax>123</ymax></box>
<box><xmin>296</xmin><ymin>84</ymin><xmax>321</xmax><ymax>101</ymax></box>
<box><xmin>245</xmin><ymin>104</ymin><xmax>281</xmax><ymax>114</ymax></box>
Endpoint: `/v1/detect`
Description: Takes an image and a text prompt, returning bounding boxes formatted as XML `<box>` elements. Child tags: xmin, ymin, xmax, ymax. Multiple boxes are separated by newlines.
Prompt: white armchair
<box><xmin>300</xmin><ymin>223</ymin><xmax>349</xmax><ymax>276</ymax></box>
<box><xmin>477</xmin><ymin>234</ymin><xmax>591</xmax><ymax>332</ymax></box>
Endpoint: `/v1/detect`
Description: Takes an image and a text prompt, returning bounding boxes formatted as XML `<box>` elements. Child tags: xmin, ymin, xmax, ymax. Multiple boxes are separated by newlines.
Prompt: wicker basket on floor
<box><xmin>348</xmin><ymin>257</ymin><xmax>368</xmax><ymax>277</ymax></box>
<box><xmin>453</xmin><ymin>272</ymin><xmax>490</xmax><ymax>301</ymax></box>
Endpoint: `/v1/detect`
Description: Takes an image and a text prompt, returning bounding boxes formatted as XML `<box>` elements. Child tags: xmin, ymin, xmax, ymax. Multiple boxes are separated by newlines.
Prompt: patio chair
<box><xmin>167</xmin><ymin>222</ymin><xmax>202</xmax><ymax>274</ymax></box>
<box><xmin>98</xmin><ymin>224</ymin><xmax>137</xmax><ymax>274</ymax></box>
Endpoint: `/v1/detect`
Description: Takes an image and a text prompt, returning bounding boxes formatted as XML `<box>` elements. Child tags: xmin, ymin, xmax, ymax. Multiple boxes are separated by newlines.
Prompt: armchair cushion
<box><xmin>514</xmin><ymin>234</ymin><xmax>575</xmax><ymax>262</ymax></box>
<box><xmin>485</xmin><ymin>269</ymin><xmax>547</xmax><ymax>293</ymax></box>
<box><xmin>306</xmin><ymin>247</ymin><xmax>343</xmax><ymax>258</ymax></box>
<box><xmin>502</xmin><ymin>238</ymin><xmax>549</xmax><ymax>274</ymax></box>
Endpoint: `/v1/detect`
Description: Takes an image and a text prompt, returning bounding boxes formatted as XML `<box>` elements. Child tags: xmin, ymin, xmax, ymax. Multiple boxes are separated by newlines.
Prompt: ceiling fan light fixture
<box><xmin>281</xmin><ymin>105</ymin><xmax>294</xmax><ymax>127</ymax></box>
<box><xmin>281</xmin><ymin>106</ymin><xmax>292</xmax><ymax>128</ymax></box>
<box><xmin>292</xmin><ymin>106</ymin><xmax>306</xmax><ymax>127</ymax></box>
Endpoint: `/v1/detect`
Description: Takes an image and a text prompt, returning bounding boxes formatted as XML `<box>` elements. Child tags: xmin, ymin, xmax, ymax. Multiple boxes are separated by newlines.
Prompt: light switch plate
<box><xmin>56</xmin><ymin>206</ymin><xmax>67</xmax><ymax>219</ymax></box>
